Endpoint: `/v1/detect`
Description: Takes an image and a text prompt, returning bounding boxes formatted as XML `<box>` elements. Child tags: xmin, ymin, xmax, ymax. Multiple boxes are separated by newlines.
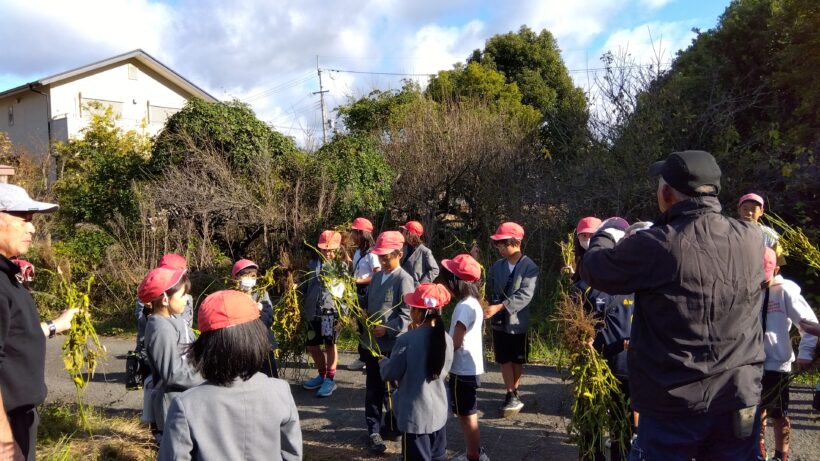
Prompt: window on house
<box><xmin>148</xmin><ymin>104</ymin><xmax>180</xmax><ymax>124</ymax></box>
<box><xmin>128</xmin><ymin>64</ymin><xmax>138</xmax><ymax>80</ymax></box>
<box><xmin>7</xmin><ymin>106</ymin><xmax>12</xmax><ymax>127</ymax></box>
<box><xmin>80</xmin><ymin>98</ymin><xmax>123</xmax><ymax>118</ymax></box>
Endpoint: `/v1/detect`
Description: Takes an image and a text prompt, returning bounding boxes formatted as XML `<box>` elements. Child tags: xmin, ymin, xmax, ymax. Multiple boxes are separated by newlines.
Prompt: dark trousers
<box><xmin>629</xmin><ymin>406</ymin><xmax>761</xmax><ymax>461</ymax></box>
<box><xmin>361</xmin><ymin>346</ymin><xmax>397</xmax><ymax>436</ymax></box>
<box><xmin>8</xmin><ymin>406</ymin><xmax>38</xmax><ymax>461</ymax></box>
<box><xmin>402</xmin><ymin>426</ymin><xmax>447</xmax><ymax>461</ymax></box>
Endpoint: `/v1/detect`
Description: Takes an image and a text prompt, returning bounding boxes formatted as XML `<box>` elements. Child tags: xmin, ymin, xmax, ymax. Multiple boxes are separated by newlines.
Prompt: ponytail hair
<box><xmin>425</xmin><ymin>310</ymin><xmax>447</xmax><ymax>382</ymax></box>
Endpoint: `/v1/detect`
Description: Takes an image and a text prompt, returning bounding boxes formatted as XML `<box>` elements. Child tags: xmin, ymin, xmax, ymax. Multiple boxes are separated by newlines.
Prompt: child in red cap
<box><xmin>301</xmin><ymin>230</ymin><xmax>344</xmax><ymax>397</ymax></box>
<box><xmin>135</xmin><ymin>254</ymin><xmax>194</xmax><ymax>357</ymax></box>
<box><xmin>441</xmin><ymin>254</ymin><xmax>490</xmax><ymax>461</ymax></box>
<box><xmin>231</xmin><ymin>259</ymin><xmax>279</xmax><ymax>378</ymax></box>
<box><xmin>400</xmin><ymin>220</ymin><xmax>440</xmax><ymax>286</ymax></box>
<box><xmin>484</xmin><ymin>222</ymin><xmax>539</xmax><ymax>418</ymax></box>
<box><xmin>158</xmin><ymin>290</ymin><xmax>302</xmax><ymax>461</ymax></box>
<box><xmin>139</xmin><ymin>266</ymin><xmax>204</xmax><ymax>444</ymax></box>
<box><xmin>362</xmin><ymin>230</ymin><xmax>415</xmax><ymax>454</ymax></box>
<box><xmin>348</xmin><ymin>217</ymin><xmax>381</xmax><ymax>371</ymax></box>
<box><xmin>380</xmin><ymin>283</ymin><xmax>453</xmax><ymax>461</ymax></box>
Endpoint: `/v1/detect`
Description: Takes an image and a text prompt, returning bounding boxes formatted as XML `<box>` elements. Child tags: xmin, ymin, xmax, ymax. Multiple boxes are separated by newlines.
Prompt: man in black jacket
<box><xmin>580</xmin><ymin>151</ymin><xmax>765</xmax><ymax>460</ymax></box>
<box><xmin>0</xmin><ymin>184</ymin><xmax>77</xmax><ymax>460</ymax></box>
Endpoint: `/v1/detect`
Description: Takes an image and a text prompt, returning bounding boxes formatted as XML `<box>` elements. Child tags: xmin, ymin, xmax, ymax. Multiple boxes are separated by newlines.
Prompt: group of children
<box><xmin>131</xmin><ymin>218</ymin><xmax>541</xmax><ymax>461</ymax></box>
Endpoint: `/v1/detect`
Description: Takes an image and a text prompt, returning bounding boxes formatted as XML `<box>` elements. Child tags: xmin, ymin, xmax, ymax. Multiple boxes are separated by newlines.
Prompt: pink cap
<box><xmin>318</xmin><ymin>230</ymin><xmax>342</xmax><ymax>250</ymax></box>
<box><xmin>158</xmin><ymin>253</ymin><xmax>187</xmax><ymax>270</ymax></box>
<box><xmin>138</xmin><ymin>267</ymin><xmax>186</xmax><ymax>303</ymax></box>
<box><xmin>401</xmin><ymin>221</ymin><xmax>424</xmax><ymax>237</ymax></box>
<box><xmin>372</xmin><ymin>231</ymin><xmax>405</xmax><ymax>255</ymax></box>
<box><xmin>763</xmin><ymin>247</ymin><xmax>777</xmax><ymax>281</ymax></box>
<box><xmin>403</xmin><ymin>283</ymin><xmax>451</xmax><ymax>309</ymax></box>
<box><xmin>738</xmin><ymin>193</ymin><xmax>764</xmax><ymax>208</ymax></box>
<box><xmin>441</xmin><ymin>254</ymin><xmax>481</xmax><ymax>282</ymax></box>
<box><xmin>351</xmin><ymin>217</ymin><xmax>374</xmax><ymax>233</ymax></box>
<box><xmin>490</xmin><ymin>222</ymin><xmax>525</xmax><ymax>241</ymax></box>
<box><xmin>231</xmin><ymin>259</ymin><xmax>258</xmax><ymax>278</ymax></box>
<box><xmin>198</xmin><ymin>290</ymin><xmax>261</xmax><ymax>333</ymax></box>
<box><xmin>14</xmin><ymin>259</ymin><xmax>34</xmax><ymax>282</ymax></box>
<box><xmin>576</xmin><ymin>217</ymin><xmax>602</xmax><ymax>235</ymax></box>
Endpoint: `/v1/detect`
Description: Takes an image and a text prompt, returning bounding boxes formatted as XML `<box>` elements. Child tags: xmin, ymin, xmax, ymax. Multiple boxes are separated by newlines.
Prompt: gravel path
<box><xmin>44</xmin><ymin>336</ymin><xmax>820</xmax><ymax>460</ymax></box>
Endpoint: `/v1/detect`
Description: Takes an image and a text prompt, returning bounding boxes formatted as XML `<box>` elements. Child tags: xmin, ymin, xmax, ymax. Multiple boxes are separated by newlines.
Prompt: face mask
<box><xmin>240</xmin><ymin>278</ymin><xmax>257</xmax><ymax>289</ymax></box>
<box><xmin>579</xmin><ymin>238</ymin><xmax>590</xmax><ymax>250</ymax></box>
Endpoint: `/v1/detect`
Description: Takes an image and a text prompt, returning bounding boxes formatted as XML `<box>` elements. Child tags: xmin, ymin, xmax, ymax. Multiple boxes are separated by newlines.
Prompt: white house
<box><xmin>0</xmin><ymin>49</ymin><xmax>217</xmax><ymax>157</ymax></box>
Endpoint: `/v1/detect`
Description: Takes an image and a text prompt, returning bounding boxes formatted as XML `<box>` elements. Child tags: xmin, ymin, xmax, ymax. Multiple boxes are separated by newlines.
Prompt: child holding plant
<box><xmin>159</xmin><ymin>290</ymin><xmax>302</xmax><ymax>461</ymax></box>
<box><xmin>232</xmin><ymin>259</ymin><xmax>279</xmax><ymax>378</ymax></box>
<box><xmin>380</xmin><ymin>282</ymin><xmax>453</xmax><ymax>461</ymax></box>
<box><xmin>362</xmin><ymin>230</ymin><xmax>415</xmax><ymax>454</ymax></box>
<box><xmin>139</xmin><ymin>266</ymin><xmax>204</xmax><ymax>444</ymax></box>
<box><xmin>758</xmin><ymin>248</ymin><xmax>818</xmax><ymax>461</ymax></box>
<box><xmin>301</xmin><ymin>230</ymin><xmax>343</xmax><ymax>398</ymax></box>
<box><xmin>441</xmin><ymin>254</ymin><xmax>490</xmax><ymax>461</ymax></box>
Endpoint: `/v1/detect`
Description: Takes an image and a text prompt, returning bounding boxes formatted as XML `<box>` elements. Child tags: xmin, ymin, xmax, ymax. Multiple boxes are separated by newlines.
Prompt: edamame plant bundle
<box><xmin>270</xmin><ymin>256</ymin><xmax>304</xmax><ymax>372</ymax></box>
<box><xmin>765</xmin><ymin>214</ymin><xmax>820</xmax><ymax>269</ymax></box>
<box><xmin>57</xmin><ymin>269</ymin><xmax>104</xmax><ymax>433</ymax></box>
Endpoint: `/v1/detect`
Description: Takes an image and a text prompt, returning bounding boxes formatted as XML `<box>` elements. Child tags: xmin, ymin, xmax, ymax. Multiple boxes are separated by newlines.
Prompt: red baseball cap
<box><xmin>198</xmin><ymin>290</ymin><xmax>261</xmax><ymax>333</ymax></box>
<box><xmin>403</xmin><ymin>283</ymin><xmax>451</xmax><ymax>309</ymax></box>
<box><xmin>575</xmin><ymin>217</ymin><xmax>602</xmax><ymax>235</ymax></box>
<box><xmin>763</xmin><ymin>247</ymin><xmax>777</xmax><ymax>281</ymax></box>
<box><xmin>231</xmin><ymin>259</ymin><xmax>258</xmax><ymax>278</ymax></box>
<box><xmin>441</xmin><ymin>254</ymin><xmax>481</xmax><ymax>282</ymax></box>
<box><xmin>491</xmin><ymin>222</ymin><xmax>525</xmax><ymax>241</ymax></box>
<box><xmin>401</xmin><ymin>221</ymin><xmax>424</xmax><ymax>237</ymax></box>
<box><xmin>158</xmin><ymin>253</ymin><xmax>187</xmax><ymax>270</ymax></box>
<box><xmin>372</xmin><ymin>231</ymin><xmax>405</xmax><ymax>255</ymax></box>
<box><xmin>138</xmin><ymin>267</ymin><xmax>187</xmax><ymax>303</ymax></box>
<box><xmin>351</xmin><ymin>217</ymin><xmax>374</xmax><ymax>233</ymax></box>
<box><xmin>318</xmin><ymin>230</ymin><xmax>342</xmax><ymax>250</ymax></box>
<box><xmin>738</xmin><ymin>193</ymin><xmax>765</xmax><ymax>208</ymax></box>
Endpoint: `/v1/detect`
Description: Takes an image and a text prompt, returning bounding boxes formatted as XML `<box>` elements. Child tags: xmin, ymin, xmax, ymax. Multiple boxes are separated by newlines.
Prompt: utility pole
<box><xmin>313</xmin><ymin>55</ymin><xmax>329</xmax><ymax>144</ymax></box>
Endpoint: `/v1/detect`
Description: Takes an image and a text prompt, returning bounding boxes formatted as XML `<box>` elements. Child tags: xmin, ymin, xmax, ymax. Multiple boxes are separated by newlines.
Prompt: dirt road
<box><xmin>44</xmin><ymin>337</ymin><xmax>820</xmax><ymax>460</ymax></box>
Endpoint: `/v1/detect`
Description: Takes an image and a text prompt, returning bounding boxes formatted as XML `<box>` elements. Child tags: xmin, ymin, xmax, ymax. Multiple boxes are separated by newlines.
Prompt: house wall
<box><xmin>0</xmin><ymin>90</ymin><xmax>50</xmax><ymax>157</ymax></box>
<box><xmin>49</xmin><ymin>58</ymin><xmax>194</xmax><ymax>141</ymax></box>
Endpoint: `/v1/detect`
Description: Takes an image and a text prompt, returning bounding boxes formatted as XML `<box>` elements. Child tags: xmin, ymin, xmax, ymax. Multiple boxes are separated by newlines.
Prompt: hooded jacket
<box><xmin>580</xmin><ymin>196</ymin><xmax>765</xmax><ymax>417</ymax></box>
<box><xmin>762</xmin><ymin>275</ymin><xmax>818</xmax><ymax>372</ymax></box>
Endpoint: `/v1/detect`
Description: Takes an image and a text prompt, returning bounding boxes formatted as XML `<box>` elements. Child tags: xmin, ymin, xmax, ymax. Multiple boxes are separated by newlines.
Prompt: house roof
<box><xmin>0</xmin><ymin>49</ymin><xmax>218</xmax><ymax>102</ymax></box>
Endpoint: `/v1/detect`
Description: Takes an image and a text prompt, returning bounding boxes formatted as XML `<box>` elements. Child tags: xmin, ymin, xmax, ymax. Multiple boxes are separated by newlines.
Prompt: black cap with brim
<box><xmin>648</xmin><ymin>150</ymin><xmax>721</xmax><ymax>196</ymax></box>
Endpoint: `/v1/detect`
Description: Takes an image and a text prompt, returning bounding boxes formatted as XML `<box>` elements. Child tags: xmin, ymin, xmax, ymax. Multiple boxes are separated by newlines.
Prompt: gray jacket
<box><xmin>401</xmin><ymin>244</ymin><xmax>440</xmax><ymax>286</ymax></box>
<box><xmin>159</xmin><ymin>373</ymin><xmax>302</xmax><ymax>461</ymax></box>
<box><xmin>300</xmin><ymin>259</ymin><xmax>336</xmax><ymax>321</ymax></box>
<box><xmin>362</xmin><ymin>268</ymin><xmax>415</xmax><ymax>354</ymax></box>
<box><xmin>136</xmin><ymin>295</ymin><xmax>193</xmax><ymax>353</ymax></box>
<box><xmin>380</xmin><ymin>327</ymin><xmax>453</xmax><ymax>434</ymax></box>
<box><xmin>486</xmin><ymin>255</ymin><xmax>539</xmax><ymax>334</ymax></box>
<box><xmin>144</xmin><ymin>315</ymin><xmax>204</xmax><ymax>431</ymax></box>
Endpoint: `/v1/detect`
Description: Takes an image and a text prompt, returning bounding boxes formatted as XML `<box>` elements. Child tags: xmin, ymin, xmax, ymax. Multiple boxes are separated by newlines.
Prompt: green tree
<box><xmin>336</xmin><ymin>81</ymin><xmax>422</xmax><ymax>135</ymax></box>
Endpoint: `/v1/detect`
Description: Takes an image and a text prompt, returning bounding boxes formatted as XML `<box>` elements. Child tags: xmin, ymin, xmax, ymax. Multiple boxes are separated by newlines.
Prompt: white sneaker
<box><xmin>348</xmin><ymin>358</ymin><xmax>366</xmax><ymax>371</ymax></box>
<box><xmin>451</xmin><ymin>448</ymin><xmax>490</xmax><ymax>461</ymax></box>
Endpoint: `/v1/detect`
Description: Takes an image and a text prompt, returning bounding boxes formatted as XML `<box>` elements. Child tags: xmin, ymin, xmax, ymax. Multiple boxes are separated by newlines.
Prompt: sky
<box><xmin>0</xmin><ymin>0</ymin><xmax>731</xmax><ymax>146</ymax></box>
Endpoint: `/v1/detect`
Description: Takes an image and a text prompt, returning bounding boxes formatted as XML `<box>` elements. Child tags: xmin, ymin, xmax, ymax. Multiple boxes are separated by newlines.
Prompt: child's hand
<box><xmin>483</xmin><ymin>304</ymin><xmax>503</xmax><ymax>319</ymax></box>
<box><xmin>799</xmin><ymin>319</ymin><xmax>820</xmax><ymax>336</ymax></box>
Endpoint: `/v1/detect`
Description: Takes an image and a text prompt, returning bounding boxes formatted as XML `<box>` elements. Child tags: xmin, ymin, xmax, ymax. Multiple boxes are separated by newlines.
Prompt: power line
<box><xmin>320</xmin><ymin>67</ymin><xmax>435</xmax><ymax>78</ymax></box>
<box><xmin>241</xmin><ymin>72</ymin><xmax>316</xmax><ymax>102</ymax></box>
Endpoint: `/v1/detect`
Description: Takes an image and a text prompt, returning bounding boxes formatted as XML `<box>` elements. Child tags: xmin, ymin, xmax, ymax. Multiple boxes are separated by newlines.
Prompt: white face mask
<box><xmin>579</xmin><ymin>238</ymin><xmax>590</xmax><ymax>250</ymax></box>
<box><xmin>240</xmin><ymin>278</ymin><xmax>257</xmax><ymax>289</ymax></box>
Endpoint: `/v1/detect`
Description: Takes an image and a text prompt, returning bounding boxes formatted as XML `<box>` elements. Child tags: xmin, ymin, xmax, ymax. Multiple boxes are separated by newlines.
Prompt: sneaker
<box><xmin>501</xmin><ymin>394</ymin><xmax>524</xmax><ymax>418</ymax></box>
<box><xmin>349</xmin><ymin>358</ymin><xmax>366</xmax><ymax>371</ymax></box>
<box><xmin>302</xmin><ymin>374</ymin><xmax>324</xmax><ymax>390</ymax></box>
<box><xmin>368</xmin><ymin>433</ymin><xmax>387</xmax><ymax>455</ymax></box>
<box><xmin>450</xmin><ymin>448</ymin><xmax>491</xmax><ymax>461</ymax></box>
<box><xmin>500</xmin><ymin>391</ymin><xmax>513</xmax><ymax>410</ymax></box>
<box><xmin>813</xmin><ymin>390</ymin><xmax>820</xmax><ymax>412</ymax></box>
<box><xmin>316</xmin><ymin>378</ymin><xmax>337</xmax><ymax>397</ymax></box>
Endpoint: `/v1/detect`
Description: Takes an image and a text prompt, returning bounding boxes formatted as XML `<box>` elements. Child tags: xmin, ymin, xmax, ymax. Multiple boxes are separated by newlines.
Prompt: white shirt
<box><xmin>448</xmin><ymin>296</ymin><xmax>485</xmax><ymax>375</ymax></box>
<box><xmin>352</xmin><ymin>249</ymin><xmax>381</xmax><ymax>280</ymax></box>
<box><xmin>763</xmin><ymin>275</ymin><xmax>818</xmax><ymax>372</ymax></box>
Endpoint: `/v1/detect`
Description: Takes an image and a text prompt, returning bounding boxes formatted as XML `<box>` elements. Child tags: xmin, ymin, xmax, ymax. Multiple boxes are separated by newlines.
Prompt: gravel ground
<box><xmin>44</xmin><ymin>336</ymin><xmax>820</xmax><ymax>460</ymax></box>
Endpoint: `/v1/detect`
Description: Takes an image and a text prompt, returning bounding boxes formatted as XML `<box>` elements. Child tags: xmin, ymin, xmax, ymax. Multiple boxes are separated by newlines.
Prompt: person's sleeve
<box><xmin>280</xmin><ymin>385</ymin><xmax>303</xmax><ymax>461</ymax></box>
<box><xmin>453</xmin><ymin>304</ymin><xmax>475</xmax><ymax>331</ymax></box>
<box><xmin>580</xmin><ymin>232</ymin><xmax>671</xmax><ymax>295</ymax></box>
<box><xmin>259</xmin><ymin>292</ymin><xmax>274</xmax><ymax>328</ymax></box>
<box><xmin>147</xmin><ymin>322</ymin><xmax>204</xmax><ymax>389</ymax></box>
<box><xmin>380</xmin><ymin>339</ymin><xmax>408</xmax><ymax>381</ymax></box>
<box><xmin>369</xmin><ymin>253</ymin><xmax>382</xmax><ymax>271</ymax></box>
<box><xmin>420</xmin><ymin>250</ymin><xmax>440</xmax><ymax>284</ymax></box>
<box><xmin>385</xmin><ymin>276</ymin><xmax>414</xmax><ymax>339</ymax></box>
<box><xmin>135</xmin><ymin>300</ymin><xmax>143</xmax><ymax>321</ymax></box>
<box><xmin>502</xmin><ymin>261</ymin><xmax>539</xmax><ymax>315</ymax></box>
<box><xmin>442</xmin><ymin>333</ymin><xmax>453</xmax><ymax>376</ymax></box>
<box><xmin>0</xmin><ymin>295</ymin><xmax>10</xmax><ymax>370</ymax></box>
<box><xmin>783</xmin><ymin>282</ymin><xmax>819</xmax><ymax>361</ymax></box>
<box><xmin>158</xmin><ymin>397</ymin><xmax>193</xmax><ymax>461</ymax></box>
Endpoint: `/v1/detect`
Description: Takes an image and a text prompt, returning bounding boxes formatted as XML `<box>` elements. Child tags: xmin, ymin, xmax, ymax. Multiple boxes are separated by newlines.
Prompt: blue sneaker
<box><xmin>316</xmin><ymin>378</ymin><xmax>337</xmax><ymax>397</ymax></box>
<box><xmin>303</xmin><ymin>374</ymin><xmax>324</xmax><ymax>390</ymax></box>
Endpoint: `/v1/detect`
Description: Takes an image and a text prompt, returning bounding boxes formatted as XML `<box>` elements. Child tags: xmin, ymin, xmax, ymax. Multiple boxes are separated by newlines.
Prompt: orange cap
<box><xmin>198</xmin><ymin>290</ymin><xmax>261</xmax><ymax>333</ymax></box>
<box><xmin>318</xmin><ymin>230</ymin><xmax>342</xmax><ymax>250</ymax></box>
<box><xmin>404</xmin><ymin>283</ymin><xmax>451</xmax><ymax>309</ymax></box>
<box><xmin>401</xmin><ymin>221</ymin><xmax>424</xmax><ymax>237</ymax></box>
<box><xmin>441</xmin><ymin>254</ymin><xmax>481</xmax><ymax>282</ymax></box>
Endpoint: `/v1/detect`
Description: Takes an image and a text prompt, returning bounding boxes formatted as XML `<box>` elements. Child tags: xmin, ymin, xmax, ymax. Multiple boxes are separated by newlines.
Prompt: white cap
<box><xmin>0</xmin><ymin>184</ymin><xmax>58</xmax><ymax>213</ymax></box>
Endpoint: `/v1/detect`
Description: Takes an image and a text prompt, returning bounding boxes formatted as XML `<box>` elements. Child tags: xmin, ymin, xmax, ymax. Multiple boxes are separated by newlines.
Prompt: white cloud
<box><xmin>403</xmin><ymin>21</ymin><xmax>485</xmax><ymax>75</ymax></box>
<box><xmin>639</xmin><ymin>0</ymin><xmax>675</xmax><ymax>9</ymax></box>
<box><xmin>598</xmin><ymin>20</ymin><xmax>698</xmax><ymax>69</ymax></box>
